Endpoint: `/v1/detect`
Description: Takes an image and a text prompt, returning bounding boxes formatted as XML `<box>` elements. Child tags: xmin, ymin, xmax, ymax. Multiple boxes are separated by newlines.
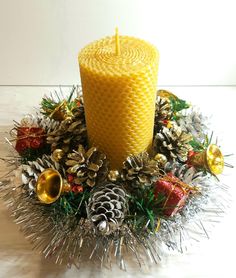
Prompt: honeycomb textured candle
<box><xmin>78</xmin><ymin>36</ymin><xmax>159</xmax><ymax>169</ymax></box>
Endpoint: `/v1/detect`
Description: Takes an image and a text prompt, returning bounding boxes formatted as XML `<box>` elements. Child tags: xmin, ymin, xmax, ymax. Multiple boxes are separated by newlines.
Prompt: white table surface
<box><xmin>0</xmin><ymin>86</ymin><xmax>235</xmax><ymax>278</ymax></box>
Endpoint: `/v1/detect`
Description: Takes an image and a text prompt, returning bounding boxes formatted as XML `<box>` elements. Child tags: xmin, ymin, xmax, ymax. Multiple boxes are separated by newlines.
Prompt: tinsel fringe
<box><xmin>0</xmin><ymin>165</ymin><xmax>229</xmax><ymax>270</ymax></box>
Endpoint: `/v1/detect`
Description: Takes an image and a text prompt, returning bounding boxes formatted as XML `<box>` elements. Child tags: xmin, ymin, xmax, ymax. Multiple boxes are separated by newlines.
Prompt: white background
<box><xmin>0</xmin><ymin>0</ymin><xmax>236</xmax><ymax>86</ymax></box>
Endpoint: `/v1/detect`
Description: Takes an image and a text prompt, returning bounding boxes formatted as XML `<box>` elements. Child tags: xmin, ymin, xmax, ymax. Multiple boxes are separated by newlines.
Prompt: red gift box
<box><xmin>15</xmin><ymin>127</ymin><xmax>45</xmax><ymax>154</ymax></box>
<box><xmin>154</xmin><ymin>173</ymin><xmax>188</xmax><ymax>217</ymax></box>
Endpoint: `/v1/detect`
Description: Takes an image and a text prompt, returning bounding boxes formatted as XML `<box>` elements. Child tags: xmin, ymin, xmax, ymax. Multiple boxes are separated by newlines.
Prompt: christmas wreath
<box><xmin>0</xmin><ymin>87</ymin><xmax>232</xmax><ymax>269</ymax></box>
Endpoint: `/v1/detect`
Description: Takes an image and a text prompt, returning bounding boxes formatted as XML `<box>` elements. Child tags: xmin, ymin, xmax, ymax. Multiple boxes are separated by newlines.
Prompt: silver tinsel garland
<box><xmin>0</xmin><ymin>91</ymin><xmax>231</xmax><ymax>271</ymax></box>
<box><xmin>0</xmin><ymin>154</ymin><xmax>229</xmax><ymax>270</ymax></box>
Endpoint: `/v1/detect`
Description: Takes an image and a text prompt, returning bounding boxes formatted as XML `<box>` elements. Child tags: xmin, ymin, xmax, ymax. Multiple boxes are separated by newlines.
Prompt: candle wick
<box><xmin>115</xmin><ymin>27</ymin><xmax>120</xmax><ymax>55</ymax></box>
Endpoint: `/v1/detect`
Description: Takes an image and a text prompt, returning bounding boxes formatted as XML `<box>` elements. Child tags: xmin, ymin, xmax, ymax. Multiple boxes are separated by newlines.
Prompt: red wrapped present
<box><xmin>154</xmin><ymin>173</ymin><xmax>189</xmax><ymax>217</ymax></box>
<box><xmin>15</xmin><ymin>127</ymin><xmax>45</xmax><ymax>154</ymax></box>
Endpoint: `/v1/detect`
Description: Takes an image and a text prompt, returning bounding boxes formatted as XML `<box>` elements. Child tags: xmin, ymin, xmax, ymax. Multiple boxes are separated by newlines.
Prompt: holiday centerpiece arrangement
<box><xmin>0</xmin><ymin>31</ymin><xmax>232</xmax><ymax>270</ymax></box>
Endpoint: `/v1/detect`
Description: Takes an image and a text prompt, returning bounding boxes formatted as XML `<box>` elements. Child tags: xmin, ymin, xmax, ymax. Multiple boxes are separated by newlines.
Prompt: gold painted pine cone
<box><xmin>122</xmin><ymin>152</ymin><xmax>160</xmax><ymax>187</ymax></box>
<box><xmin>154</xmin><ymin>123</ymin><xmax>192</xmax><ymax>162</ymax></box>
<box><xmin>155</xmin><ymin>95</ymin><xmax>172</xmax><ymax>132</ymax></box>
<box><xmin>66</xmin><ymin>145</ymin><xmax>108</xmax><ymax>187</ymax></box>
<box><xmin>87</xmin><ymin>183</ymin><xmax>128</xmax><ymax>235</ymax></box>
<box><xmin>47</xmin><ymin>105</ymin><xmax>86</xmax><ymax>153</ymax></box>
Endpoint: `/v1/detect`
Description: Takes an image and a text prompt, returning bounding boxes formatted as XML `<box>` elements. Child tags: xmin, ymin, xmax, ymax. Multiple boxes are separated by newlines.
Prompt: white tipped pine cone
<box><xmin>154</xmin><ymin>123</ymin><xmax>192</xmax><ymax>162</ymax></box>
<box><xmin>21</xmin><ymin>154</ymin><xmax>64</xmax><ymax>195</ymax></box>
<box><xmin>87</xmin><ymin>183</ymin><xmax>128</xmax><ymax>235</ymax></box>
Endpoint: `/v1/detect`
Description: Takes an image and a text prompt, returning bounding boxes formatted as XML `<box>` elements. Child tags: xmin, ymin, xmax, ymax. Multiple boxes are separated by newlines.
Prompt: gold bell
<box><xmin>189</xmin><ymin>144</ymin><xmax>224</xmax><ymax>175</ymax></box>
<box><xmin>36</xmin><ymin>168</ymin><xmax>71</xmax><ymax>204</ymax></box>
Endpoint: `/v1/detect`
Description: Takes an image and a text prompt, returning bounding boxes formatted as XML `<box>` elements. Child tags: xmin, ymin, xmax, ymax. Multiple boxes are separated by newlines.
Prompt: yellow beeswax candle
<box><xmin>78</xmin><ymin>34</ymin><xmax>159</xmax><ymax>169</ymax></box>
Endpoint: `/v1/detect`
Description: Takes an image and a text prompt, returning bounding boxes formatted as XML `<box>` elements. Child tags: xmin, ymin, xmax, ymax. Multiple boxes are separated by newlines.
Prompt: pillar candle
<box><xmin>78</xmin><ymin>33</ymin><xmax>159</xmax><ymax>169</ymax></box>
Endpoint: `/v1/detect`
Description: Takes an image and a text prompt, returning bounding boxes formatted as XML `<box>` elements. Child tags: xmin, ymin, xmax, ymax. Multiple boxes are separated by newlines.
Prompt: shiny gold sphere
<box><xmin>154</xmin><ymin>153</ymin><xmax>168</xmax><ymax>167</ymax></box>
<box><xmin>52</xmin><ymin>149</ymin><xmax>65</xmax><ymax>162</ymax></box>
<box><xmin>108</xmin><ymin>170</ymin><xmax>120</xmax><ymax>182</ymax></box>
<box><xmin>206</xmin><ymin>144</ymin><xmax>224</xmax><ymax>175</ymax></box>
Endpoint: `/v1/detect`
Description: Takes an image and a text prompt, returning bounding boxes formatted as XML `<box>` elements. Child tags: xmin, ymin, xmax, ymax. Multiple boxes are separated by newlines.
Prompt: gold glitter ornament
<box><xmin>108</xmin><ymin>170</ymin><xmax>120</xmax><ymax>182</ymax></box>
<box><xmin>52</xmin><ymin>149</ymin><xmax>65</xmax><ymax>162</ymax></box>
<box><xmin>154</xmin><ymin>153</ymin><xmax>168</xmax><ymax>167</ymax></box>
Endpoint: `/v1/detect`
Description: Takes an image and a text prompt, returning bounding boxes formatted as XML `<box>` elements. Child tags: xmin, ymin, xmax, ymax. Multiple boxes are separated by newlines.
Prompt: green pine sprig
<box><xmin>189</xmin><ymin>132</ymin><xmax>213</xmax><ymax>152</ymax></box>
<box><xmin>40</xmin><ymin>86</ymin><xmax>79</xmax><ymax>116</ymax></box>
<box><xmin>52</xmin><ymin>187</ymin><xmax>90</xmax><ymax>218</ymax></box>
<box><xmin>127</xmin><ymin>187</ymin><xmax>165</xmax><ymax>232</ymax></box>
<box><xmin>170</xmin><ymin>97</ymin><xmax>190</xmax><ymax>114</ymax></box>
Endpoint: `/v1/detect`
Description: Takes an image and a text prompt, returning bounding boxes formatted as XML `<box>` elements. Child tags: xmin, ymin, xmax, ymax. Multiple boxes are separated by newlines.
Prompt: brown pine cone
<box><xmin>47</xmin><ymin>104</ymin><xmax>86</xmax><ymax>153</ymax></box>
<box><xmin>154</xmin><ymin>122</ymin><xmax>192</xmax><ymax>162</ymax></box>
<box><xmin>122</xmin><ymin>152</ymin><xmax>160</xmax><ymax>187</ymax></box>
<box><xmin>66</xmin><ymin>145</ymin><xmax>108</xmax><ymax>187</ymax></box>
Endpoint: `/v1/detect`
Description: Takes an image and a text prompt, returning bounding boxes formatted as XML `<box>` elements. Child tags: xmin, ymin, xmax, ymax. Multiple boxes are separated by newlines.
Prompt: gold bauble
<box><xmin>52</xmin><ymin>149</ymin><xmax>65</xmax><ymax>162</ymax></box>
<box><xmin>154</xmin><ymin>153</ymin><xmax>168</xmax><ymax>167</ymax></box>
<box><xmin>108</xmin><ymin>170</ymin><xmax>120</xmax><ymax>182</ymax></box>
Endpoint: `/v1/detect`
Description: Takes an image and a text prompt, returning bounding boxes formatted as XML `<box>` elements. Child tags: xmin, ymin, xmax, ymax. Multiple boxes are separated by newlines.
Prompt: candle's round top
<box><xmin>78</xmin><ymin>36</ymin><xmax>159</xmax><ymax>77</ymax></box>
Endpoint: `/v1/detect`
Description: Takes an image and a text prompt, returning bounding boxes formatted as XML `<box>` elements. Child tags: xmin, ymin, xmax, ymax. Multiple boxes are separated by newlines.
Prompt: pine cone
<box><xmin>66</xmin><ymin>145</ymin><xmax>108</xmax><ymax>187</ymax></box>
<box><xmin>36</xmin><ymin>114</ymin><xmax>60</xmax><ymax>134</ymax></box>
<box><xmin>122</xmin><ymin>152</ymin><xmax>160</xmax><ymax>187</ymax></box>
<box><xmin>154</xmin><ymin>96</ymin><xmax>172</xmax><ymax>132</ymax></box>
<box><xmin>87</xmin><ymin>183</ymin><xmax>128</xmax><ymax>235</ymax></box>
<box><xmin>154</xmin><ymin>123</ymin><xmax>192</xmax><ymax>162</ymax></box>
<box><xmin>177</xmin><ymin>109</ymin><xmax>208</xmax><ymax>140</ymax></box>
<box><xmin>21</xmin><ymin>154</ymin><xmax>64</xmax><ymax>195</ymax></box>
<box><xmin>47</xmin><ymin>103</ymin><xmax>86</xmax><ymax>153</ymax></box>
<box><xmin>164</xmin><ymin>161</ymin><xmax>204</xmax><ymax>185</ymax></box>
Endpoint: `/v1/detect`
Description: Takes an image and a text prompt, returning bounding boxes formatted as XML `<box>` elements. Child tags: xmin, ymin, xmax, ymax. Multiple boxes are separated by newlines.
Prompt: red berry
<box><xmin>162</xmin><ymin>120</ymin><xmax>168</xmax><ymax>125</ymax></box>
<box><xmin>67</xmin><ymin>174</ymin><xmax>74</xmax><ymax>183</ymax></box>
